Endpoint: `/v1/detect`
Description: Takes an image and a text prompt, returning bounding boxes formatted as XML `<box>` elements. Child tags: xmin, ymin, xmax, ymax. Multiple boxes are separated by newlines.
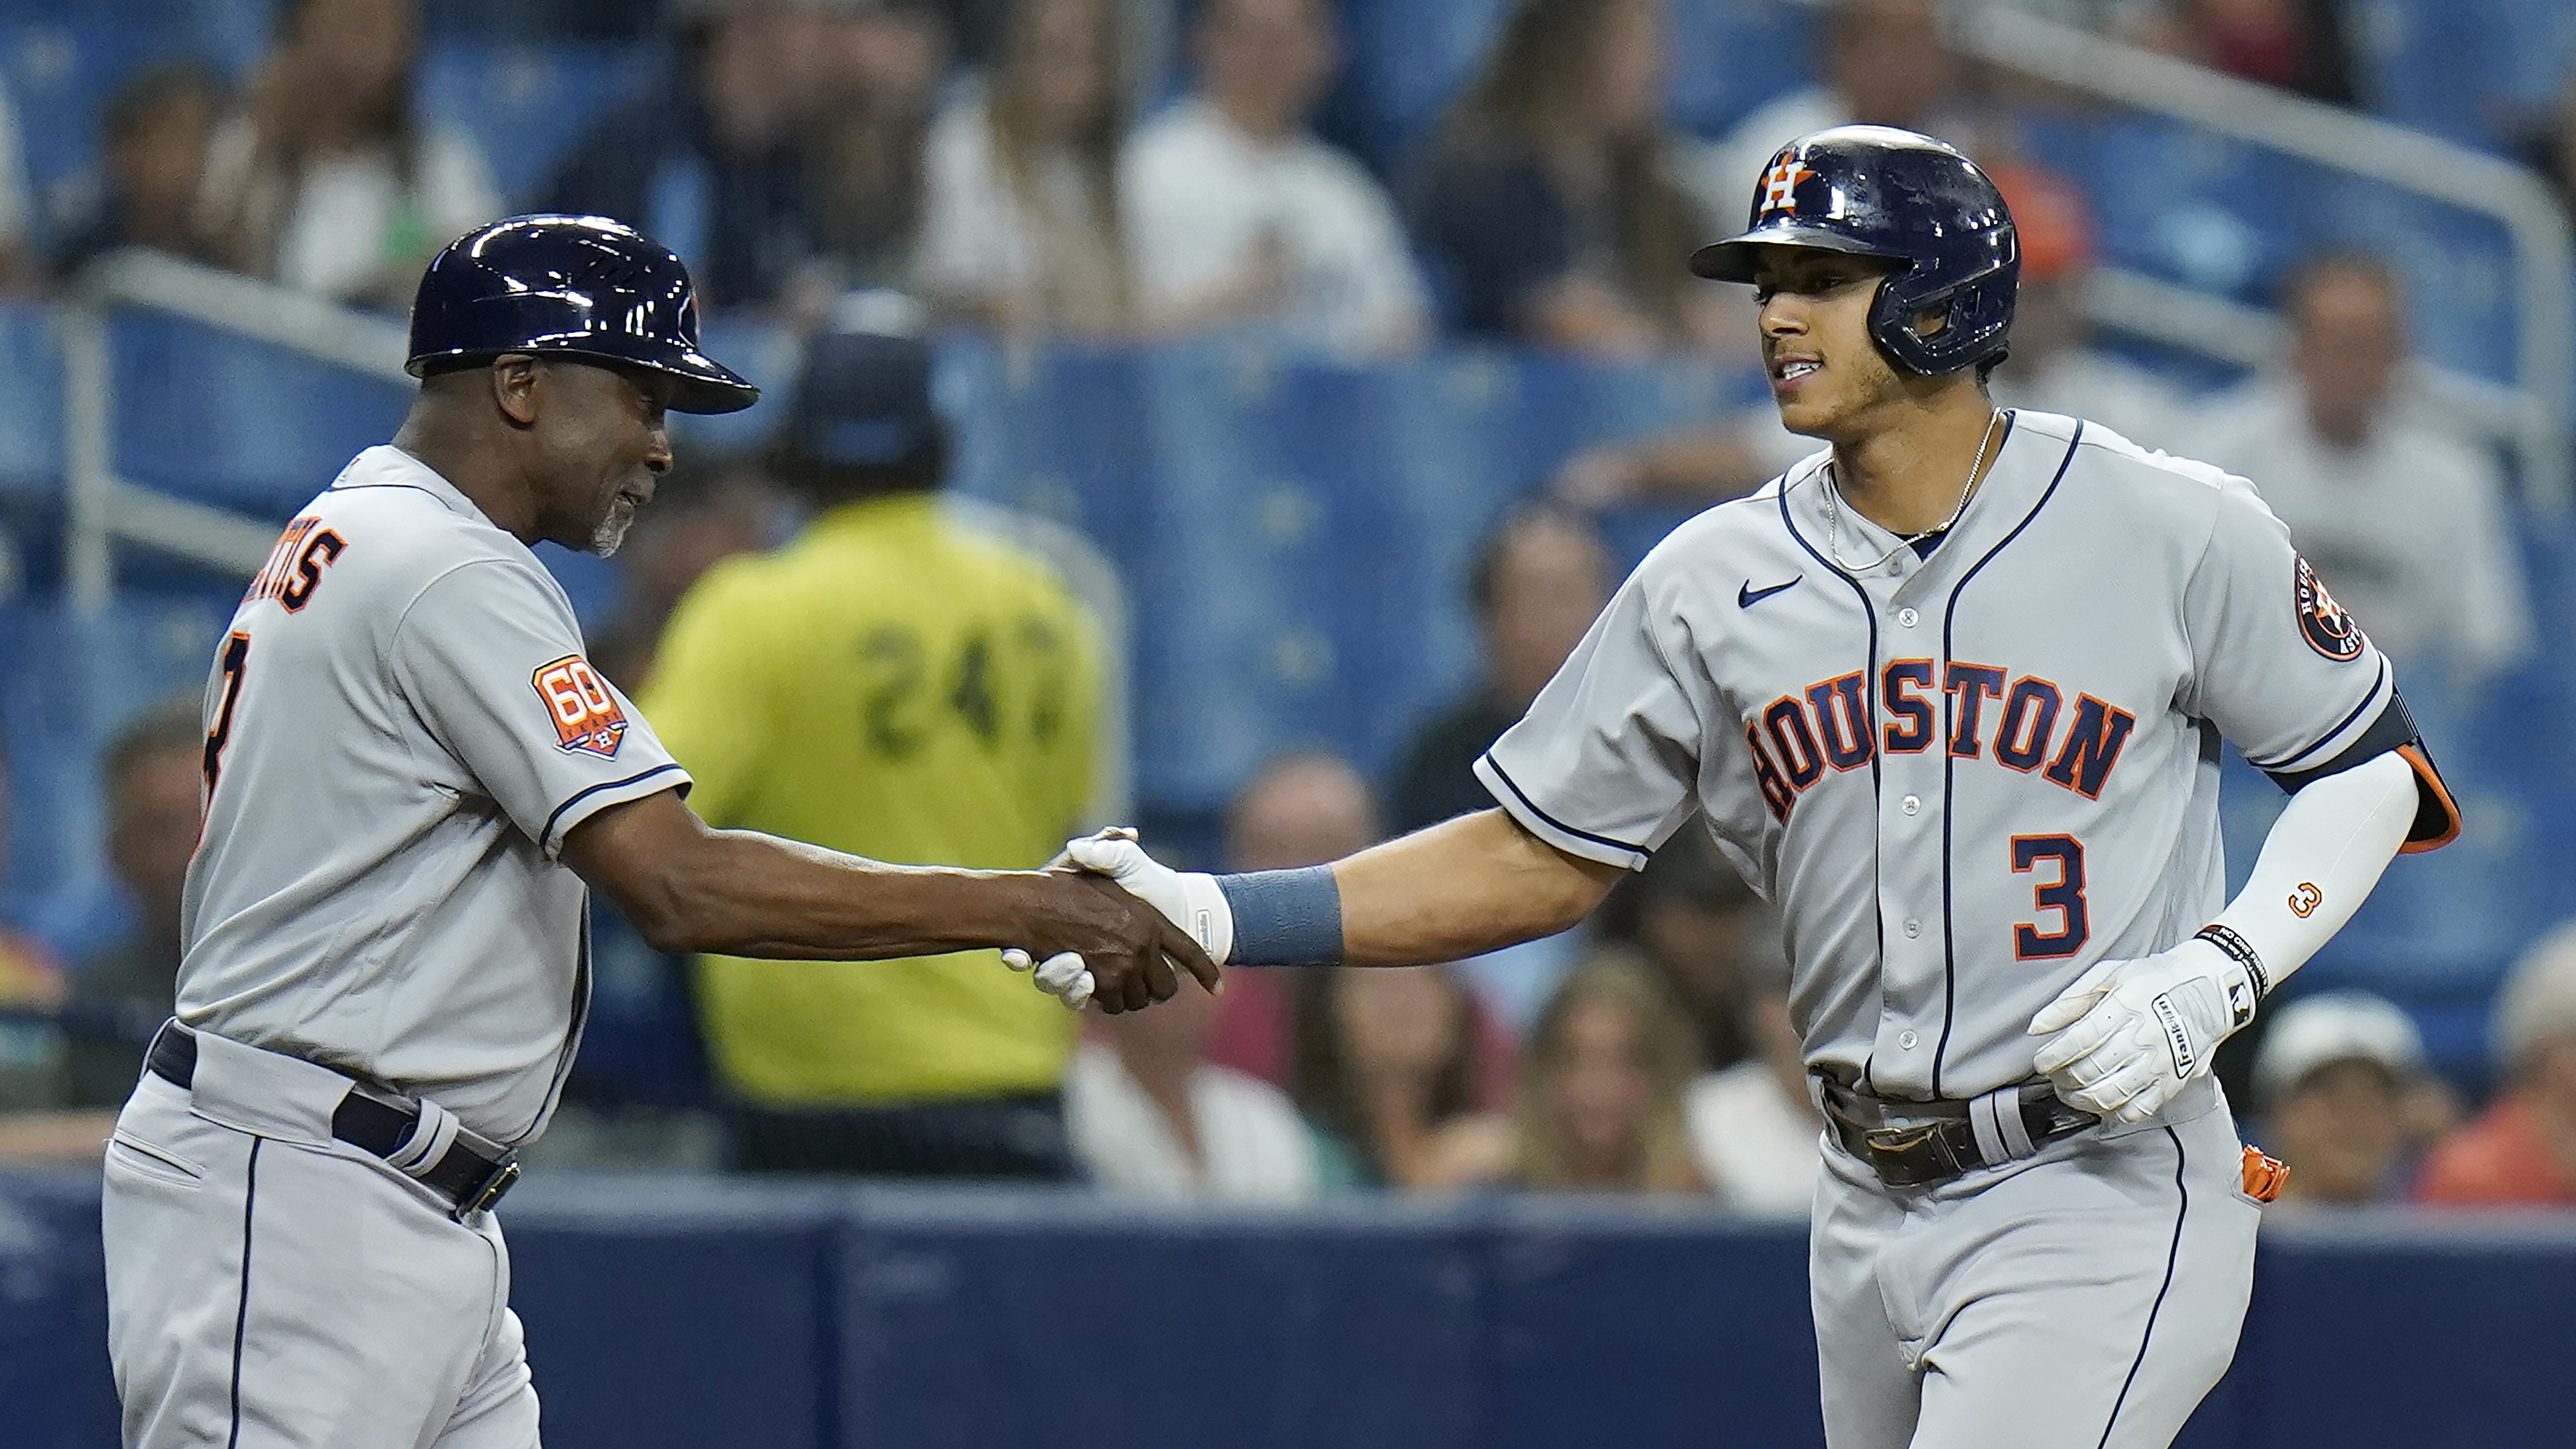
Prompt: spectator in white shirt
<box><xmin>2195</xmin><ymin>251</ymin><xmax>2532</xmax><ymax>693</ymax></box>
<box><xmin>1065</xmin><ymin>970</ymin><xmax>1322</xmax><ymax>1202</ymax></box>
<box><xmin>916</xmin><ymin>0</ymin><xmax>1133</xmax><ymax>336</ymax></box>
<box><xmin>1684</xmin><ymin>926</ymin><xmax>1822</xmax><ymax>1215</ymax></box>
<box><xmin>1120</xmin><ymin>0</ymin><xmax>1429</xmax><ymax>356</ymax></box>
<box><xmin>199</xmin><ymin>0</ymin><xmax>502</xmax><ymax>310</ymax></box>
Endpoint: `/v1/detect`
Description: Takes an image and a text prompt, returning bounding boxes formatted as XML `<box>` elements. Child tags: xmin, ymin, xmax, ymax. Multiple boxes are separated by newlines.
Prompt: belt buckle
<box><xmin>452</xmin><ymin>1157</ymin><xmax>520</xmax><ymax>1221</ymax></box>
<box><xmin>1862</xmin><ymin>1119</ymin><xmax>1967</xmax><ymax>1189</ymax></box>
<box><xmin>1863</xmin><ymin>1120</ymin><xmax>1946</xmax><ymax>1154</ymax></box>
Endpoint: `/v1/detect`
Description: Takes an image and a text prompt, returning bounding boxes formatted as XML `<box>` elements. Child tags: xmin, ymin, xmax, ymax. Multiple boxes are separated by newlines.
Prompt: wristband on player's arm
<box><xmin>1212</xmin><ymin>866</ymin><xmax>1344</xmax><ymax>967</ymax></box>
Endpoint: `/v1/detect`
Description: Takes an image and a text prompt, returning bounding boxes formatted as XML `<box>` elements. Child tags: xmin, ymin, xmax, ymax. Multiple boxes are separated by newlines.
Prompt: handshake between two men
<box><xmin>1004</xmin><ymin>829</ymin><xmax>1234</xmax><ymax>1012</ymax></box>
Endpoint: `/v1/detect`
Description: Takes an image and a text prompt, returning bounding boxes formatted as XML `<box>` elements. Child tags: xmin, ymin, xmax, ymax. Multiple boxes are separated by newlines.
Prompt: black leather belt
<box><xmin>146</xmin><ymin>1021</ymin><xmax>520</xmax><ymax>1220</ymax></box>
<box><xmin>1818</xmin><ymin>1075</ymin><xmax>2099</xmax><ymax>1189</ymax></box>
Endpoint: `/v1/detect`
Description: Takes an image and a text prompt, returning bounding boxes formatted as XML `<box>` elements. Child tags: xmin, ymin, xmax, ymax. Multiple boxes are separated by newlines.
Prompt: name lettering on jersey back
<box><xmin>533</xmin><ymin>655</ymin><xmax>628</xmax><ymax>758</ymax></box>
<box><xmin>245</xmin><ymin>516</ymin><xmax>347</xmax><ymax>611</ymax></box>
<box><xmin>1745</xmin><ymin>660</ymin><xmax>2138</xmax><ymax>822</ymax></box>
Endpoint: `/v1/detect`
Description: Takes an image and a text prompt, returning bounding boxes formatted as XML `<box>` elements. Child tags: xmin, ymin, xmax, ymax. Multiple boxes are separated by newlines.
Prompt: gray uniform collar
<box><xmin>1777</xmin><ymin>411</ymin><xmax>2084</xmax><ymax>595</ymax></box>
<box><xmin>330</xmin><ymin>445</ymin><xmax>505</xmax><ymax>534</ymax></box>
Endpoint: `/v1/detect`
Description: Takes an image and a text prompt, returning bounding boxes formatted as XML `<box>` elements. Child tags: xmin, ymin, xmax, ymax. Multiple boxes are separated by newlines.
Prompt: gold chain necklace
<box><xmin>1822</xmin><ymin>409</ymin><xmax>2005</xmax><ymax>574</ymax></box>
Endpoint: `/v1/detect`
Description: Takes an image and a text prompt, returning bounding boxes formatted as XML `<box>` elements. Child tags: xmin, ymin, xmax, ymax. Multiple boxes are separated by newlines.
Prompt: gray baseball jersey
<box><xmin>178</xmin><ymin>444</ymin><xmax>690</xmax><ymax>1145</ymax></box>
<box><xmin>1477</xmin><ymin>411</ymin><xmax>2409</xmax><ymax>1103</ymax></box>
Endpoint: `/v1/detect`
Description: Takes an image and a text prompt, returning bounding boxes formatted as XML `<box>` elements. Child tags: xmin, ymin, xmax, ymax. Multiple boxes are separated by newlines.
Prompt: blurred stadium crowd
<box><xmin>0</xmin><ymin>0</ymin><xmax>2571</xmax><ymax>1216</ymax></box>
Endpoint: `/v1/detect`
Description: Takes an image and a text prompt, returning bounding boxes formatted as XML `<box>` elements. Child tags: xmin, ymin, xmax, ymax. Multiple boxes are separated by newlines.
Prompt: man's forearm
<box><xmin>565</xmin><ymin>791</ymin><xmax>1048</xmax><ymax>959</ymax></box>
<box><xmin>1331</xmin><ymin>809</ymin><xmax>1623</xmax><ymax>967</ymax></box>
<box><xmin>645</xmin><ymin>829</ymin><xmax>1046</xmax><ymax>958</ymax></box>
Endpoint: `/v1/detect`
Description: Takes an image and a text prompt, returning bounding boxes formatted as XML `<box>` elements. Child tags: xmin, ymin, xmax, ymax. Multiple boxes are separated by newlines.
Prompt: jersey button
<box><xmin>1896</xmin><ymin>607</ymin><xmax>1919</xmax><ymax>628</ymax></box>
<box><xmin>1901</xmin><ymin>794</ymin><xmax>1920</xmax><ymax>815</ymax></box>
<box><xmin>1903</xmin><ymin>918</ymin><xmax>1921</xmax><ymax>938</ymax></box>
<box><xmin>1898</xmin><ymin>1030</ymin><xmax>1919</xmax><ymax>1049</ymax></box>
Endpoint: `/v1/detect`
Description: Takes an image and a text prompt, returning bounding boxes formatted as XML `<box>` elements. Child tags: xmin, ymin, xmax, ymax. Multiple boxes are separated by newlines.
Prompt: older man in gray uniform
<box><xmin>1062</xmin><ymin>129</ymin><xmax>2460</xmax><ymax>1448</ymax></box>
<box><xmin>100</xmin><ymin>216</ymin><xmax>1213</xmax><ymax>1449</ymax></box>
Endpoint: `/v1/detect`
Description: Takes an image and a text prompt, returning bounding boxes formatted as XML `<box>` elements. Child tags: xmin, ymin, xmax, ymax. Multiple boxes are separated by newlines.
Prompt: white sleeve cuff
<box><xmin>538</xmin><ymin>763</ymin><xmax>691</xmax><ymax>859</ymax></box>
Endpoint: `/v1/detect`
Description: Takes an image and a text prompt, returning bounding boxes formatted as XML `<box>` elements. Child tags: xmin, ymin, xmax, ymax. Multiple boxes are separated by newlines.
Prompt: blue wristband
<box><xmin>1214</xmin><ymin>866</ymin><xmax>1344</xmax><ymax>967</ymax></box>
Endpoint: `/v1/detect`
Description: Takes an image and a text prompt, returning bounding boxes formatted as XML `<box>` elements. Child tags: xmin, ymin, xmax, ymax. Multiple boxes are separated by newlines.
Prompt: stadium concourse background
<box><xmin>1</xmin><ymin>0</ymin><xmax>2575</xmax><ymax>1445</ymax></box>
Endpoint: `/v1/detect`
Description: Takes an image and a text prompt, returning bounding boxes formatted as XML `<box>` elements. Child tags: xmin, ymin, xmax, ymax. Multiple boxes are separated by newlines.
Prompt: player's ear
<box><xmin>488</xmin><ymin>354</ymin><xmax>545</xmax><ymax>427</ymax></box>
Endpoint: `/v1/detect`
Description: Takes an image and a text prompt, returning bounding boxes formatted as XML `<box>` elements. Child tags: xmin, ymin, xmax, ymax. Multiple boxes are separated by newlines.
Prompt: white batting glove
<box><xmin>2027</xmin><ymin>938</ymin><xmax>2257</xmax><ymax>1125</ymax></box>
<box><xmin>1061</xmin><ymin>834</ymin><xmax>1234</xmax><ymax>966</ymax></box>
<box><xmin>1001</xmin><ymin>947</ymin><xmax>1094</xmax><ymax>1011</ymax></box>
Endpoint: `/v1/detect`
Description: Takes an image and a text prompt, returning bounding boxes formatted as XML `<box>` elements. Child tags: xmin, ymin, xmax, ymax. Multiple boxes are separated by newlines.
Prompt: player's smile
<box><xmin>1768</xmin><ymin>350</ymin><xmax>1824</xmax><ymax>397</ymax></box>
<box><xmin>1750</xmin><ymin>246</ymin><xmax>1902</xmax><ymax>435</ymax></box>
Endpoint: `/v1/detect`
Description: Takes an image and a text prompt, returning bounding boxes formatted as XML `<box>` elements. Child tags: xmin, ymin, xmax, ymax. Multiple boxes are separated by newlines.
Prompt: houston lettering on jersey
<box><xmin>532</xmin><ymin>655</ymin><xmax>628</xmax><ymax>759</ymax></box>
<box><xmin>244</xmin><ymin>516</ymin><xmax>347</xmax><ymax>612</ymax></box>
<box><xmin>1746</xmin><ymin>660</ymin><xmax>2139</xmax><ymax>823</ymax></box>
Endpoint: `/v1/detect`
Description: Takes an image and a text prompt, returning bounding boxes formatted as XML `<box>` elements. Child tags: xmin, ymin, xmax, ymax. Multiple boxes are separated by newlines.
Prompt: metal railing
<box><xmin>63</xmin><ymin>249</ymin><xmax>413</xmax><ymax>609</ymax></box>
<box><xmin>1951</xmin><ymin>8</ymin><xmax>2576</xmax><ymax>509</ymax></box>
<box><xmin>56</xmin><ymin>248</ymin><xmax>1135</xmax><ymax>822</ymax></box>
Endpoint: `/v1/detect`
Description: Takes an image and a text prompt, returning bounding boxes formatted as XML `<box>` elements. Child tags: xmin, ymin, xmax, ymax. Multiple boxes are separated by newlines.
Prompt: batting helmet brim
<box><xmin>1690</xmin><ymin>223</ymin><xmax>1910</xmax><ymax>282</ymax></box>
<box><xmin>405</xmin><ymin>343</ymin><xmax>760</xmax><ymax>416</ymax></box>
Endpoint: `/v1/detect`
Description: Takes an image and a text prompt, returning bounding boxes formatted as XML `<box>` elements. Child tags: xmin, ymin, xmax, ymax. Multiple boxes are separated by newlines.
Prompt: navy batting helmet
<box><xmin>1691</xmin><ymin>126</ymin><xmax>2018</xmax><ymax>376</ymax></box>
<box><xmin>405</xmin><ymin>215</ymin><xmax>759</xmax><ymax>414</ymax></box>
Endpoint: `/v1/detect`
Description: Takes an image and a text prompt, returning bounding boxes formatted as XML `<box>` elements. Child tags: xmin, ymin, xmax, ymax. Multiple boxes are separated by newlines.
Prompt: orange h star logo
<box><xmin>1759</xmin><ymin>157</ymin><xmax>1815</xmax><ymax>217</ymax></box>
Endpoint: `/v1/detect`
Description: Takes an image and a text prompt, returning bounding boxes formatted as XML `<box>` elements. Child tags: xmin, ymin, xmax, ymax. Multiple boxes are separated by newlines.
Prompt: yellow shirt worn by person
<box><xmin>641</xmin><ymin>494</ymin><xmax>1102</xmax><ymax>1104</ymax></box>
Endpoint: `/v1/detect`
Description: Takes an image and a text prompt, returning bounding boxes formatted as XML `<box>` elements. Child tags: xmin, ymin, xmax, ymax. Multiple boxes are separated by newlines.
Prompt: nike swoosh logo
<box><xmin>1739</xmin><ymin>577</ymin><xmax>1802</xmax><ymax>608</ymax></box>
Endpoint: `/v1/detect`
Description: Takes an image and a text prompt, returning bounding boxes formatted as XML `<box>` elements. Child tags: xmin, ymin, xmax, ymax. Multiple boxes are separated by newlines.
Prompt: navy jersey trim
<box><xmin>2249</xmin><ymin>657</ymin><xmax>2390</xmax><ymax>774</ymax></box>
<box><xmin>1934</xmin><ymin>419</ymin><xmax>2080</xmax><ymax>1095</ymax></box>
<box><xmin>1479</xmin><ymin>754</ymin><xmax>1653</xmax><ymax>860</ymax></box>
<box><xmin>325</xmin><ymin>482</ymin><xmax>459</xmax><ymax>504</ymax></box>
<box><xmin>540</xmin><ymin>763</ymin><xmax>689</xmax><ymax>850</ymax></box>
<box><xmin>2257</xmin><ymin>683</ymin><xmax>2459</xmax><ymax>849</ymax></box>
<box><xmin>2096</xmin><ymin>1126</ymin><xmax>2190</xmax><ymax>1449</ymax></box>
<box><xmin>1775</xmin><ymin>460</ymin><xmax>1889</xmax><ymax>1066</ymax></box>
<box><xmin>2264</xmin><ymin>691</ymin><xmax>2416</xmax><ymax>793</ymax></box>
<box><xmin>518</xmin><ymin>901</ymin><xmax>597</xmax><ymax>1144</ymax></box>
<box><xmin>228</xmin><ymin>1136</ymin><xmax>264</xmax><ymax>1449</ymax></box>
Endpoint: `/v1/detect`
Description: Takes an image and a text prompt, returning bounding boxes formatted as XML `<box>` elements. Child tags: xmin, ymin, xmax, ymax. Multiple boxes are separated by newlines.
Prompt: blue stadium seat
<box><xmin>2082</xmin><ymin>117</ymin><xmax>2324</xmax><ymax>301</ymax></box>
<box><xmin>107</xmin><ymin>311</ymin><xmax>410</xmax><ymax>515</ymax></box>
<box><xmin>2475</xmin><ymin>0</ymin><xmax>2576</xmax><ymax>121</ymax></box>
<box><xmin>1125</xmin><ymin>343</ymin><xmax>1403</xmax><ymax>801</ymax></box>
<box><xmin>0</xmin><ymin>15</ymin><xmax>171</xmax><ymax>228</ymax></box>
<box><xmin>939</xmin><ymin>335</ymin><xmax>1159</xmax><ymax>572</ymax></box>
<box><xmin>190</xmin><ymin>0</ymin><xmax>274</xmax><ymax>78</ymax></box>
<box><xmin>414</xmin><ymin>39</ymin><xmax>661</xmax><ymax>210</ymax></box>
<box><xmin>1330</xmin><ymin>0</ymin><xmax>1820</xmax><ymax>175</ymax></box>
<box><xmin>1663</xmin><ymin>0</ymin><xmax>1822</xmax><ymax>141</ymax></box>
<box><xmin>1332</xmin><ymin>0</ymin><xmax>1512</xmax><ymax>173</ymax></box>
<box><xmin>0</xmin><ymin>595</ymin><xmax>229</xmax><ymax>951</ymax></box>
<box><xmin>0</xmin><ymin>300</ymin><xmax>60</xmax><ymax>491</ymax></box>
<box><xmin>2357</xmin><ymin>0</ymin><xmax>2521</xmax><ymax>151</ymax></box>
<box><xmin>672</xmin><ymin>315</ymin><xmax>795</xmax><ymax>457</ymax></box>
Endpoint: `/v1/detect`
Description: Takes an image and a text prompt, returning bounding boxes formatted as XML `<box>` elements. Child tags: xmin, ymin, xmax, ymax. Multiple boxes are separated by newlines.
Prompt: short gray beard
<box><xmin>590</xmin><ymin>501</ymin><xmax>635</xmax><ymax>557</ymax></box>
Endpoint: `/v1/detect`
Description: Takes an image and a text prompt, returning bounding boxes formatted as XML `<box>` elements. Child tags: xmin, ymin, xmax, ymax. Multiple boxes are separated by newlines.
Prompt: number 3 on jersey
<box><xmin>2010</xmin><ymin>834</ymin><xmax>2088</xmax><ymax>960</ymax></box>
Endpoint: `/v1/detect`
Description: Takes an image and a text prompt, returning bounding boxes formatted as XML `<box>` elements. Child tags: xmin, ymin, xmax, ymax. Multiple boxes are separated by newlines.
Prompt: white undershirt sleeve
<box><xmin>2208</xmin><ymin>749</ymin><xmax>2417</xmax><ymax>989</ymax></box>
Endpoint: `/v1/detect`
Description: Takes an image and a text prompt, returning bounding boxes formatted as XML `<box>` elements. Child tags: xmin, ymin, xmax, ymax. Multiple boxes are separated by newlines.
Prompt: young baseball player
<box><xmin>100</xmin><ymin>215</ymin><xmax>1215</xmax><ymax>1449</ymax></box>
<box><xmin>1059</xmin><ymin>127</ymin><xmax>2458</xmax><ymax>1448</ymax></box>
